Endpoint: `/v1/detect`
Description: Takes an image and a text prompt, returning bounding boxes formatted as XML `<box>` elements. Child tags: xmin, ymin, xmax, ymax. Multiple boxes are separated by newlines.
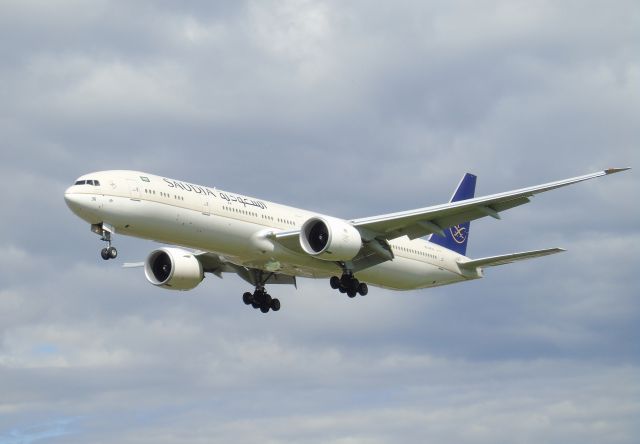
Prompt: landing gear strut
<box><xmin>93</xmin><ymin>223</ymin><xmax>117</xmax><ymax>260</ymax></box>
<box><xmin>242</xmin><ymin>287</ymin><xmax>280</xmax><ymax>314</ymax></box>
<box><xmin>330</xmin><ymin>273</ymin><xmax>368</xmax><ymax>298</ymax></box>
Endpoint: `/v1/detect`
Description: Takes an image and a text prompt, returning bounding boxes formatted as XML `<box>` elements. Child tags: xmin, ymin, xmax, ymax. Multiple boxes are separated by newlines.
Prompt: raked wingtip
<box><xmin>604</xmin><ymin>167</ymin><xmax>631</xmax><ymax>174</ymax></box>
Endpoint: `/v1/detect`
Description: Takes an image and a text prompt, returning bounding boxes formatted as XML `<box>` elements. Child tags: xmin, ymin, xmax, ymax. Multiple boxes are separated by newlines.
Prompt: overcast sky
<box><xmin>0</xmin><ymin>1</ymin><xmax>638</xmax><ymax>443</ymax></box>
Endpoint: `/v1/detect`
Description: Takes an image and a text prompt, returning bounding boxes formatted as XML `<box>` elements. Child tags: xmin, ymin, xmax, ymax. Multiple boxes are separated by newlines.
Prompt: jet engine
<box><xmin>144</xmin><ymin>247</ymin><xmax>204</xmax><ymax>290</ymax></box>
<box><xmin>300</xmin><ymin>216</ymin><xmax>362</xmax><ymax>261</ymax></box>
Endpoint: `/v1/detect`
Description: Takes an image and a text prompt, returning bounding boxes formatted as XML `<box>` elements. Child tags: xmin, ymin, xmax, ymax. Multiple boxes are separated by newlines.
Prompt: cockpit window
<box><xmin>74</xmin><ymin>179</ymin><xmax>100</xmax><ymax>186</ymax></box>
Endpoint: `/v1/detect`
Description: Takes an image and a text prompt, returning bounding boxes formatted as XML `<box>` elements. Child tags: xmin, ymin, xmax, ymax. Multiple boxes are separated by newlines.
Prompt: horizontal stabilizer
<box><xmin>458</xmin><ymin>248</ymin><xmax>565</xmax><ymax>270</ymax></box>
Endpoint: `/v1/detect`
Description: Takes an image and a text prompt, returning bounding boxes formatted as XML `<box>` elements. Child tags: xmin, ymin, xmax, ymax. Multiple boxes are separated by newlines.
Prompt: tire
<box><xmin>271</xmin><ymin>298</ymin><xmax>281</xmax><ymax>311</ymax></box>
<box><xmin>260</xmin><ymin>305</ymin><xmax>270</xmax><ymax>313</ymax></box>
<box><xmin>108</xmin><ymin>247</ymin><xmax>118</xmax><ymax>259</ymax></box>
<box><xmin>357</xmin><ymin>283</ymin><xmax>368</xmax><ymax>296</ymax></box>
<box><xmin>339</xmin><ymin>286</ymin><xmax>346</xmax><ymax>294</ymax></box>
<box><xmin>242</xmin><ymin>292</ymin><xmax>253</xmax><ymax>305</ymax></box>
<box><xmin>347</xmin><ymin>289</ymin><xmax>357</xmax><ymax>298</ymax></box>
<box><xmin>330</xmin><ymin>276</ymin><xmax>341</xmax><ymax>289</ymax></box>
<box><xmin>251</xmin><ymin>293</ymin><xmax>260</xmax><ymax>309</ymax></box>
<box><xmin>101</xmin><ymin>248</ymin><xmax>110</xmax><ymax>260</ymax></box>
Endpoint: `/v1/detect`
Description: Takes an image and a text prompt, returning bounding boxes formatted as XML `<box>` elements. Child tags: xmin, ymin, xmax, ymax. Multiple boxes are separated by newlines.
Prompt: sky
<box><xmin>0</xmin><ymin>0</ymin><xmax>638</xmax><ymax>443</ymax></box>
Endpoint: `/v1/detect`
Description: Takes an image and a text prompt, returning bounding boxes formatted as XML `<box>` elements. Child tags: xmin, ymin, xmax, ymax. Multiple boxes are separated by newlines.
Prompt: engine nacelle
<box><xmin>300</xmin><ymin>216</ymin><xmax>362</xmax><ymax>261</ymax></box>
<box><xmin>144</xmin><ymin>247</ymin><xmax>204</xmax><ymax>291</ymax></box>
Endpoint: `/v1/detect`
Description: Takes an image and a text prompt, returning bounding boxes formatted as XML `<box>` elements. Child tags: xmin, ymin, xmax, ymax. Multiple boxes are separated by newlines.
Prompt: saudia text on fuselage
<box><xmin>162</xmin><ymin>178</ymin><xmax>268</xmax><ymax>210</ymax></box>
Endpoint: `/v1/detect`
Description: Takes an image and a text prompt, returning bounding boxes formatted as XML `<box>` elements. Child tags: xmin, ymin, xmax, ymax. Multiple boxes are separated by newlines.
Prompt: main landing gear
<box><xmin>242</xmin><ymin>287</ymin><xmax>281</xmax><ymax>314</ymax></box>
<box><xmin>330</xmin><ymin>273</ymin><xmax>368</xmax><ymax>298</ymax></box>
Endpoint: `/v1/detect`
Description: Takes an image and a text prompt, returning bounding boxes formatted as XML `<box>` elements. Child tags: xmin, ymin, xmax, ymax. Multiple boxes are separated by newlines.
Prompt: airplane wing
<box><xmin>195</xmin><ymin>252</ymin><xmax>297</xmax><ymax>287</ymax></box>
<box><xmin>351</xmin><ymin>168</ymin><xmax>629</xmax><ymax>241</ymax></box>
<box><xmin>270</xmin><ymin>168</ymin><xmax>627</xmax><ymax>269</ymax></box>
<box><xmin>127</xmin><ymin>251</ymin><xmax>297</xmax><ymax>287</ymax></box>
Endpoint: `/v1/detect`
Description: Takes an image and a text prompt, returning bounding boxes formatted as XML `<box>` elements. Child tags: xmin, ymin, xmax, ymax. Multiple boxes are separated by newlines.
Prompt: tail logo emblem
<box><xmin>450</xmin><ymin>225</ymin><xmax>467</xmax><ymax>244</ymax></box>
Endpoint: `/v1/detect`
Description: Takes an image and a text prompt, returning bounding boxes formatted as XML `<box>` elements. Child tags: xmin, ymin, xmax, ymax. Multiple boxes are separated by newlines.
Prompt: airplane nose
<box><xmin>64</xmin><ymin>187</ymin><xmax>84</xmax><ymax>213</ymax></box>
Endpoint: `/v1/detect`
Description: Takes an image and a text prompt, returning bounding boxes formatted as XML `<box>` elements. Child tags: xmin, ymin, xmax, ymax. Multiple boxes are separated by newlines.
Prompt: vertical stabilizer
<box><xmin>429</xmin><ymin>173</ymin><xmax>476</xmax><ymax>255</ymax></box>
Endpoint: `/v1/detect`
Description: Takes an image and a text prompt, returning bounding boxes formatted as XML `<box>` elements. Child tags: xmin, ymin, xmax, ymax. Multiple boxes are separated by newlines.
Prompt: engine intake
<box><xmin>144</xmin><ymin>247</ymin><xmax>204</xmax><ymax>291</ymax></box>
<box><xmin>300</xmin><ymin>216</ymin><xmax>362</xmax><ymax>261</ymax></box>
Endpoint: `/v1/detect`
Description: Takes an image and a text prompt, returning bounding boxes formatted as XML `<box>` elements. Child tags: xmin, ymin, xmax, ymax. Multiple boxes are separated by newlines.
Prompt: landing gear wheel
<box><xmin>100</xmin><ymin>248</ymin><xmax>110</xmax><ymax>260</ymax></box>
<box><xmin>333</xmin><ymin>272</ymin><xmax>369</xmax><ymax>299</ymax></box>
<box><xmin>246</xmin><ymin>276</ymin><xmax>283</xmax><ymax>313</ymax></box>
<box><xmin>252</xmin><ymin>290</ymin><xmax>262</xmax><ymax>309</ymax></box>
<box><xmin>107</xmin><ymin>246</ymin><xmax>118</xmax><ymax>259</ymax></box>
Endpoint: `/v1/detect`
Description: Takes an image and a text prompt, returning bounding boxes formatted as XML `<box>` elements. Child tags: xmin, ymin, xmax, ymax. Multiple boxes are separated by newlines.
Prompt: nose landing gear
<box><xmin>92</xmin><ymin>223</ymin><xmax>118</xmax><ymax>260</ymax></box>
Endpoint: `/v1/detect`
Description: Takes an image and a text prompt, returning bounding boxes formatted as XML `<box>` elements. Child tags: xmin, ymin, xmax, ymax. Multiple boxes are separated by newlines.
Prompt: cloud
<box><xmin>0</xmin><ymin>0</ymin><xmax>638</xmax><ymax>443</ymax></box>
<box><xmin>0</xmin><ymin>416</ymin><xmax>81</xmax><ymax>444</ymax></box>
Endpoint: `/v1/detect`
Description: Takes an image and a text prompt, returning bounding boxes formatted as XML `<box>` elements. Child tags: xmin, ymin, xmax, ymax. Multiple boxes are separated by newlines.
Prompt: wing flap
<box><xmin>458</xmin><ymin>248</ymin><xmax>565</xmax><ymax>270</ymax></box>
<box><xmin>375</xmin><ymin>197</ymin><xmax>532</xmax><ymax>241</ymax></box>
<box><xmin>195</xmin><ymin>251</ymin><xmax>297</xmax><ymax>285</ymax></box>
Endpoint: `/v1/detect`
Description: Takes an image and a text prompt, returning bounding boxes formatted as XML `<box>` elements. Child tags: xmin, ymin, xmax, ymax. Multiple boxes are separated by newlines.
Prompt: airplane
<box><xmin>64</xmin><ymin>167</ymin><xmax>629</xmax><ymax>313</ymax></box>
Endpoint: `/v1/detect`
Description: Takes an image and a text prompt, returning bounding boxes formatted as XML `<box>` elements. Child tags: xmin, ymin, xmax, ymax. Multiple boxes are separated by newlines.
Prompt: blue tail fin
<box><xmin>429</xmin><ymin>173</ymin><xmax>476</xmax><ymax>255</ymax></box>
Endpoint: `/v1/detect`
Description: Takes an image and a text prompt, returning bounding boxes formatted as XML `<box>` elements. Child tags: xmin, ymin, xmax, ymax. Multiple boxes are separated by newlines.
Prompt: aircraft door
<box><xmin>202</xmin><ymin>196</ymin><xmax>211</xmax><ymax>216</ymax></box>
<box><xmin>127</xmin><ymin>179</ymin><xmax>141</xmax><ymax>200</ymax></box>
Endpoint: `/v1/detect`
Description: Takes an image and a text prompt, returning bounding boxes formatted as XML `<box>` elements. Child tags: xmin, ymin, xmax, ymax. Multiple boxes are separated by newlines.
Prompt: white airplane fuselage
<box><xmin>64</xmin><ymin>170</ymin><xmax>476</xmax><ymax>291</ymax></box>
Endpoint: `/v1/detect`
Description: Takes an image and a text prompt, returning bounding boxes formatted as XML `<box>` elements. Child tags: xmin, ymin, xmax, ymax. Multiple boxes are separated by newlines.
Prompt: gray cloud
<box><xmin>0</xmin><ymin>0</ymin><xmax>638</xmax><ymax>443</ymax></box>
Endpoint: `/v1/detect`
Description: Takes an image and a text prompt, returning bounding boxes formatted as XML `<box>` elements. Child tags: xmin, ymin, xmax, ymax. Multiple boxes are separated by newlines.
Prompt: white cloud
<box><xmin>0</xmin><ymin>0</ymin><xmax>638</xmax><ymax>442</ymax></box>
